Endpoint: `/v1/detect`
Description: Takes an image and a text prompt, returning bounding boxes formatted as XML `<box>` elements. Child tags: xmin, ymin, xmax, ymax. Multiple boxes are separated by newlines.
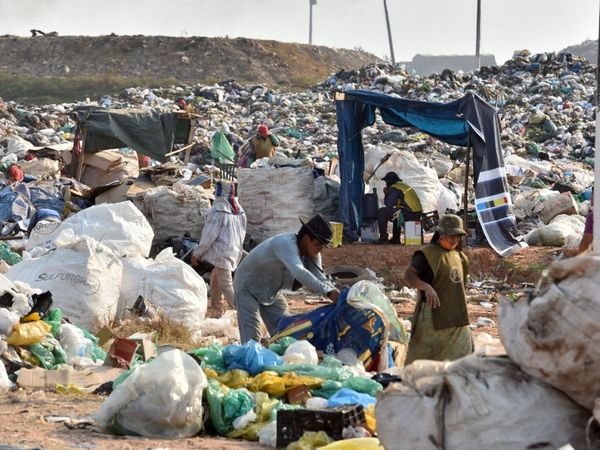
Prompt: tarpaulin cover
<box><xmin>74</xmin><ymin>107</ymin><xmax>191</xmax><ymax>162</ymax></box>
<box><xmin>272</xmin><ymin>290</ymin><xmax>388</xmax><ymax>372</ymax></box>
<box><xmin>336</xmin><ymin>89</ymin><xmax>524</xmax><ymax>256</ymax></box>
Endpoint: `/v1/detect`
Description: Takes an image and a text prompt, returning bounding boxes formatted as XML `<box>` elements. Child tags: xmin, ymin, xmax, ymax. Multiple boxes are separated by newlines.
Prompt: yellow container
<box><xmin>330</xmin><ymin>222</ymin><xmax>343</xmax><ymax>248</ymax></box>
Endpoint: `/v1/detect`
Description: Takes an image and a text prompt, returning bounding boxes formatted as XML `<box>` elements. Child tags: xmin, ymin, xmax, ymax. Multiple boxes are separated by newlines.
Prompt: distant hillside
<box><xmin>0</xmin><ymin>35</ymin><xmax>380</xmax><ymax>104</ymax></box>
<box><xmin>561</xmin><ymin>39</ymin><xmax>597</xmax><ymax>64</ymax></box>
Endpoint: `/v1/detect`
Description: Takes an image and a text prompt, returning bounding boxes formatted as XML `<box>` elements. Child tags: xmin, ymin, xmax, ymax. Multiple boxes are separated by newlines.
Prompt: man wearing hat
<box><xmin>377</xmin><ymin>171</ymin><xmax>423</xmax><ymax>244</ymax></box>
<box><xmin>403</xmin><ymin>214</ymin><xmax>473</xmax><ymax>363</ymax></box>
<box><xmin>233</xmin><ymin>213</ymin><xmax>340</xmax><ymax>343</ymax></box>
<box><xmin>239</xmin><ymin>124</ymin><xmax>281</xmax><ymax>168</ymax></box>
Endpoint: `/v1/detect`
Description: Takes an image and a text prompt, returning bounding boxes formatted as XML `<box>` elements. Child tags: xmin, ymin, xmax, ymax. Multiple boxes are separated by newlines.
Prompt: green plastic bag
<box><xmin>43</xmin><ymin>308</ymin><xmax>62</xmax><ymax>336</ymax></box>
<box><xmin>199</xmin><ymin>343</ymin><xmax>226</xmax><ymax>372</ymax></box>
<box><xmin>28</xmin><ymin>336</ymin><xmax>67</xmax><ymax>370</ymax></box>
<box><xmin>0</xmin><ymin>242</ymin><xmax>21</xmax><ymax>265</ymax></box>
<box><xmin>268</xmin><ymin>337</ymin><xmax>297</xmax><ymax>356</ymax></box>
<box><xmin>270</xmin><ymin>362</ymin><xmax>353</xmax><ymax>382</ymax></box>
<box><xmin>211</xmin><ymin>131</ymin><xmax>235</xmax><ymax>164</ymax></box>
<box><xmin>342</xmin><ymin>376</ymin><xmax>383</xmax><ymax>397</ymax></box>
<box><xmin>310</xmin><ymin>379</ymin><xmax>342</xmax><ymax>399</ymax></box>
<box><xmin>206</xmin><ymin>378</ymin><xmax>254</xmax><ymax>435</ymax></box>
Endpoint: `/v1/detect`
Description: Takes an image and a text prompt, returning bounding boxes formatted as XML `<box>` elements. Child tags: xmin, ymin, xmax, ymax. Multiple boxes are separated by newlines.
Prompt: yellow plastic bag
<box><xmin>287</xmin><ymin>431</ymin><xmax>333</xmax><ymax>450</ymax></box>
<box><xmin>227</xmin><ymin>421</ymin><xmax>268</xmax><ymax>441</ymax></box>
<box><xmin>249</xmin><ymin>372</ymin><xmax>324</xmax><ymax>397</ymax></box>
<box><xmin>365</xmin><ymin>404</ymin><xmax>377</xmax><ymax>434</ymax></box>
<box><xmin>250</xmin><ymin>371</ymin><xmax>286</xmax><ymax>396</ymax></box>
<box><xmin>218</xmin><ymin>369</ymin><xmax>252</xmax><ymax>389</ymax></box>
<box><xmin>319</xmin><ymin>437</ymin><xmax>383</xmax><ymax>450</ymax></box>
<box><xmin>282</xmin><ymin>372</ymin><xmax>323</xmax><ymax>389</ymax></box>
<box><xmin>7</xmin><ymin>320</ymin><xmax>51</xmax><ymax>346</ymax></box>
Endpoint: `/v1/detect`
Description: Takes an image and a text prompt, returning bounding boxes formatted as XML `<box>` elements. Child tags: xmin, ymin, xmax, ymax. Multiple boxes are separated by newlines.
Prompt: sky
<box><xmin>1</xmin><ymin>0</ymin><xmax>598</xmax><ymax>64</ymax></box>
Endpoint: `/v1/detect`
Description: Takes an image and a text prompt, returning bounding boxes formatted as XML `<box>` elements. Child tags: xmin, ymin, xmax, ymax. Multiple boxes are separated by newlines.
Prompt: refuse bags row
<box><xmin>7</xmin><ymin>202</ymin><xmax>207</xmax><ymax>333</ymax></box>
<box><xmin>376</xmin><ymin>355</ymin><xmax>590</xmax><ymax>449</ymax></box>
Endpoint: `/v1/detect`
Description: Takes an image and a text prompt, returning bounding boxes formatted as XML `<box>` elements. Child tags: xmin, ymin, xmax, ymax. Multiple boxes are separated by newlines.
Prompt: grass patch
<box><xmin>0</xmin><ymin>71</ymin><xmax>177</xmax><ymax>105</ymax></box>
<box><xmin>113</xmin><ymin>315</ymin><xmax>196</xmax><ymax>351</ymax></box>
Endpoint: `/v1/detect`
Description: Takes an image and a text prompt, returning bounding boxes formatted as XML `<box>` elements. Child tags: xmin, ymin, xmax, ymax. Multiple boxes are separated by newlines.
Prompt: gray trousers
<box><xmin>235</xmin><ymin>290</ymin><xmax>290</xmax><ymax>343</ymax></box>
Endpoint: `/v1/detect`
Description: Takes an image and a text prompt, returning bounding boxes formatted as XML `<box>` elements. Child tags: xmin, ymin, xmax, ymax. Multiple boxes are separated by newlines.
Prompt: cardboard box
<box><xmin>286</xmin><ymin>385</ymin><xmax>312</xmax><ymax>405</ymax></box>
<box><xmin>17</xmin><ymin>366</ymin><xmax>123</xmax><ymax>391</ymax></box>
<box><xmin>103</xmin><ymin>332</ymin><xmax>157</xmax><ymax>368</ymax></box>
<box><xmin>405</xmin><ymin>221</ymin><xmax>423</xmax><ymax>246</ymax></box>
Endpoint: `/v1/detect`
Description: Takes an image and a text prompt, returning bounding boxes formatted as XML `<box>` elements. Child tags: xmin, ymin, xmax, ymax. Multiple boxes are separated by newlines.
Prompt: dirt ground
<box><xmin>0</xmin><ymin>244</ymin><xmax>559</xmax><ymax>449</ymax></box>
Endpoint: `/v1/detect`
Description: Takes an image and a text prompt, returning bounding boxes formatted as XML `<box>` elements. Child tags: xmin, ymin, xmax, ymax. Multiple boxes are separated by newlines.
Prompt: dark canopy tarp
<box><xmin>336</xmin><ymin>89</ymin><xmax>524</xmax><ymax>257</ymax></box>
<box><xmin>74</xmin><ymin>107</ymin><xmax>192</xmax><ymax>163</ymax></box>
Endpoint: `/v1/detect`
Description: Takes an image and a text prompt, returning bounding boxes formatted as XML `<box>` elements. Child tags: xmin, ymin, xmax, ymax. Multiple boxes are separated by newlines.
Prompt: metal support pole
<box><xmin>593</xmin><ymin>6</ymin><xmax>600</xmax><ymax>251</ymax></box>
<box><xmin>383</xmin><ymin>0</ymin><xmax>396</xmax><ymax>65</ymax></box>
<box><xmin>475</xmin><ymin>0</ymin><xmax>481</xmax><ymax>68</ymax></box>
<box><xmin>309</xmin><ymin>0</ymin><xmax>316</xmax><ymax>45</ymax></box>
<box><xmin>464</xmin><ymin>130</ymin><xmax>471</xmax><ymax>238</ymax></box>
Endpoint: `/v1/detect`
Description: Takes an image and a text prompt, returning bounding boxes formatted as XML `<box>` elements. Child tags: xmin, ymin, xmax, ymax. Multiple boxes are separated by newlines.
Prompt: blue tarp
<box><xmin>336</xmin><ymin>90</ymin><xmax>524</xmax><ymax>257</ymax></box>
<box><xmin>272</xmin><ymin>289</ymin><xmax>388</xmax><ymax>372</ymax></box>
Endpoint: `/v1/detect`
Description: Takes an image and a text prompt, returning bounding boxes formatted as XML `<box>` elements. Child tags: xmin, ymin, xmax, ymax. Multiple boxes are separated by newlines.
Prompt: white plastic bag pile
<box><xmin>26</xmin><ymin>201</ymin><xmax>154</xmax><ymax>258</ymax></box>
<box><xmin>96</xmin><ymin>350</ymin><xmax>207</xmax><ymax>438</ymax></box>
<box><xmin>376</xmin><ymin>355</ymin><xmax>589</xmax><ymax>449</ymax></box>
<box><xmin>364</xmin><ymin>146</ymin><xmax>452</xmax><ymax>215</ymax></box>
<box><xmin>238</xmin><ymin>165</ymin><xmax>315</xmax><ymax>242</ymax></box>
<box><xmin>10</xmin><ymin>202</ymin><xmax>208</xmax><ymax>335</ymax></box>
<box><xmin>119</xmin><ymin>248</ymin><xmax>208</xmax><ymax>331</ymax></box>
<box><xmin>499</xmin><ymin>254</ymin><xmax>600</xmax><ymax>411</ymax></box>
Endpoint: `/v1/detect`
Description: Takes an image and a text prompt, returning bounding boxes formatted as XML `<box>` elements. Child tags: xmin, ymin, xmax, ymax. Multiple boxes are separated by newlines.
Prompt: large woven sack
<box><xmin>8</xmin><ymin>232</ymin><xmax>122</xmax><ymax>332</ymax></box>
<box><xmin>132</xmin><ymin>184</ymin><xmax>211</xmax><ymax>242</ymax></box>
<box><xmin>365</xmin><ymin>147</ymin><xmax>440</xmax><ymax>214</ymax></box>
<box><xmin>238</xmin><ymin>166</ymin><xmax>314</xmax><ymax>242</ymax></box>
<box><xmin>26</xmin><ymin>201</ymin><xmax>154</xmax><ymax>258</ymax></box>
<box><xmin>499</xmin><ymin>255</ymin><xmax>600</xmax><ymax>410</ymax></box>
<box><xmin>118</xmin><ymin>249</ymin><xmax>207</xmax><ymax>335</ymax></box>
<box><xmin>376</xmin><ymin>355</ymin><xmax>589</xmax><ymax>450</ymax></box>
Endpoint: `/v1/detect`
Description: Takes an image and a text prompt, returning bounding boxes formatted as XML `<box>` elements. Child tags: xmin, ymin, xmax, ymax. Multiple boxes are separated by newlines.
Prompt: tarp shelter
<box><xmin>71</xmin><ymin>107</ymin><xmax>194</xmax><ymax>178</ymax></box>
<box><xmin>335</xmin><ymin>89</ymin><xmax>524</xmax><ymax>257</ymax></box>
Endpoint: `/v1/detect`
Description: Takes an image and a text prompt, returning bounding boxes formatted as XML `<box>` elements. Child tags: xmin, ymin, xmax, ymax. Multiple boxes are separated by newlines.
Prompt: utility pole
<box><xmin>594</xmin><ymin>5</ymin><xmax>600</xmax><ymax>251</ymax></box>
<box><xmin>309</xmin><ymin>0</ymin><xmax>317</xmax><ymax>45</ymax></box>
<box><xmin>383</xmin><ymin>0</ymin><xmax>396</xmax><ymax>65</ymax></box>
<box><xmin>475</xmin><ymin>0</ymin><xmax>481</xmax><ymax>68</ymax></box>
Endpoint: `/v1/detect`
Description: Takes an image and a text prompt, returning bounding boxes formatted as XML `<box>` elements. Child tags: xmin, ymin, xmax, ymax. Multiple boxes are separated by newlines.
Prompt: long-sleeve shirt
<box><xmin>233</xmin><ymin>233</ymin><xmax>335</xmax><ymax>305</ymax></box>
<box><xmin>192</xmin><ymin>208</ymin><xmax>247</xmax><ymax>271</ymax></box>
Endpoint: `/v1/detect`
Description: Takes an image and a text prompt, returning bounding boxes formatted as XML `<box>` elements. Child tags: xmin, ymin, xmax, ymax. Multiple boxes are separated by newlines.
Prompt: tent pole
<box><xmin>463</xmin><ymin>129</ymin><xmax>471</xmax><ymax>236</ymax></box>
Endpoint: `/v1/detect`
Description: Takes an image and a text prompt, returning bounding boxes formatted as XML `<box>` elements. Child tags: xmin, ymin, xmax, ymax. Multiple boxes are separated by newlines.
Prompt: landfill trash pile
<box><xmin>0</xmin><ymin>48</ymin><xmax>596</xmax><ymax>248</ymax></box>
<box><xmin>0</xmin><ymin>45</ymin><xmax>598</xmax><ymax>448</ymax></box>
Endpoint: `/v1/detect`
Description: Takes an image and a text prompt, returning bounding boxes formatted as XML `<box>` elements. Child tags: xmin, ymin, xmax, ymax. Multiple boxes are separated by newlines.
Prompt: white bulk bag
<box><xmin>8</xmin><ymin>232</ymin><xmax>122</xmax><ymax>332</ymax></box>
<box><xmin>499</xmin><ymin>254</ymin><xmax>600</xmax><ymax>410</ymax></box>
<box><xmin>27</xmin><ymin>201</ymin><xmax>154</xmax><ymax>258</ymax></box>
<box><xmin>238</xmin><ymin>166</ymin><xmax>314</xmax><ymax>242</ymax></box>
<box><xmin>376</xmin><ymin>355</ymin><xmax>589</xmax><ymax>450</ymax></box>
<box><xmin>367</xmin><ymin>148</ymin><xmax>440</xmax><ymax>214</ymax></box>
<box><xmin>96</xmin><ymin>350</ymin><xmax>207</xmax><ymax>438</ymax></box>
<box><xmin>118</xmin><ymin>248</ymin><xmax>207</xmax><ymax>332</ymax></box>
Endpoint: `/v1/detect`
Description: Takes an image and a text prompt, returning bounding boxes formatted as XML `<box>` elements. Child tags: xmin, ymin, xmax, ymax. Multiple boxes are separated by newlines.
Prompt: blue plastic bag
<box><xmin>326</xmin><ymin>388</ymin><xmax>376</xmax><ymax>408</ymax></box>
<box><xmin>223</xmin><ymin>340</ymin><xmax>283</xmax><ymax>375</ymax></box>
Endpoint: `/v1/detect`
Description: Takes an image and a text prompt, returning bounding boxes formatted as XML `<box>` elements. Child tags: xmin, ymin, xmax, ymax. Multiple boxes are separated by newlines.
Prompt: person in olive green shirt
<box><xmin>402</xmin><ymin>214</ymin><xmax>473</xmax><ymax>364</ymax></box>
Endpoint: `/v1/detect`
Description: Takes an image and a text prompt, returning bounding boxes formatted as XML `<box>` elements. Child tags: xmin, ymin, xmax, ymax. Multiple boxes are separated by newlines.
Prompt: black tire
<box><xmin>325</xmin><ymin>265</ymin><xmax>372</xmax><ymax>287</ymax></box>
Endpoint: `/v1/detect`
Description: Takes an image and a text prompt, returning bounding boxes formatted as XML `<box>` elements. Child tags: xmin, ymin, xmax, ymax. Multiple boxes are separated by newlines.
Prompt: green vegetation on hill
<box><xmin>0</xmin><ymin>72</ymin><xmax>177</xmax><ymax>104</ymax></box>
